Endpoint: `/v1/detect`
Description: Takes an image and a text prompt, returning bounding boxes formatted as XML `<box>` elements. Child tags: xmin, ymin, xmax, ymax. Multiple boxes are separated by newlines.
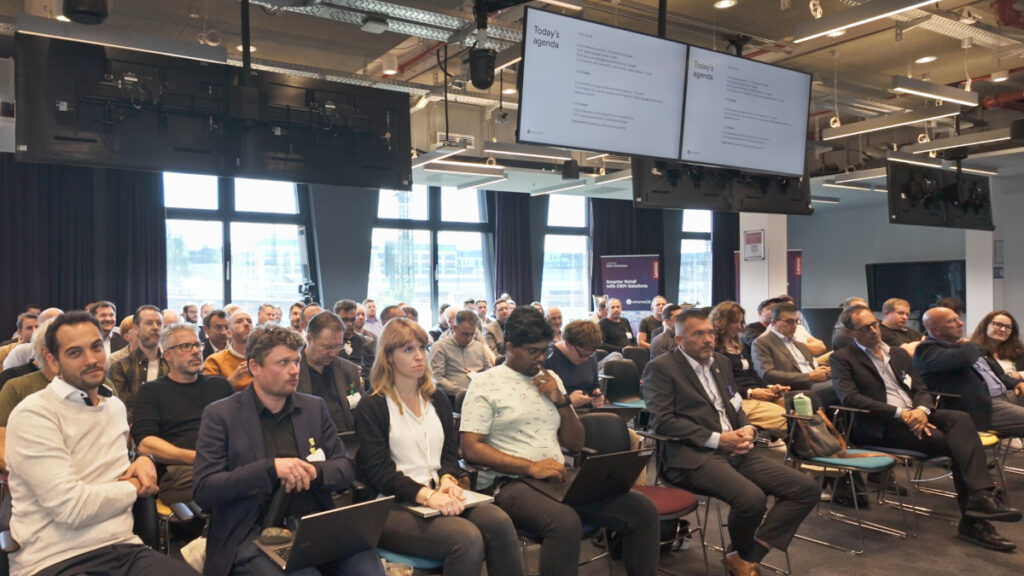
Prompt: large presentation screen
<box><xmin>517</xmin><ymin>8</ymin><xmax>687</xmax><ymax>159</ymax></box>
<box><xmin>680</xmin><ymin>46</ymin><xmax>811</xmax><ymax>177</ymax></box>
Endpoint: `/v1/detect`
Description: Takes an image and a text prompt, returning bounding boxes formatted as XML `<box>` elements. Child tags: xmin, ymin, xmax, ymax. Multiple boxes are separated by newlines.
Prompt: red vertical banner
<box><xmin>787</xmin><ymin>249</ymin><xmax>802</xmax><ymax>308</ymax></box>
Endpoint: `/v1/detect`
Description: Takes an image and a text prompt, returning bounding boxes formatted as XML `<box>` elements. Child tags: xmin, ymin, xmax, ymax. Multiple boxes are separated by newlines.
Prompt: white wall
<box><xmin>997</xmin><ymin>178</ymin><xmax>1024</xmax><ymax>319</ymax></box>
<box><xmin>786</xmin><ymin>201</ymin><xmax>966</xmax><ymax>309</ymax></box>
<box><xmin>739</xmin><ymin>213</ymin><xmax>789</xmax><ymax>323</ymax></box>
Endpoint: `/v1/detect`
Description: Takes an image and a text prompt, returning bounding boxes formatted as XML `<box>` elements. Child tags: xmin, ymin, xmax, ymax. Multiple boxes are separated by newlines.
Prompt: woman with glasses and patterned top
<box><xmin>353</xmin><ymin>317</ymin><xmax>522</xmax><ymax>576</ymax></box>
<box><xmin>971</xmin><ymin>310</ymin><xmax>1024</xmax><ymax>385</ymax></box>
<box><xmin>709</xmin><ymin>302</ymin><xmax>788</xmax><ymax>436</ymax></box>
<box><xmin>544</xmin><ymin>320</ymin><xmax>604</xmax><ymax>410</ymax></box>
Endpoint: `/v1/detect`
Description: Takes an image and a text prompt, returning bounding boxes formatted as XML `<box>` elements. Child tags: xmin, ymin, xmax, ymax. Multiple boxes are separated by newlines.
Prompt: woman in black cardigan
<box><xmin>354</xmin><ymin>318</ymin><xmax>522</xmax><ymax>576</ymax></box>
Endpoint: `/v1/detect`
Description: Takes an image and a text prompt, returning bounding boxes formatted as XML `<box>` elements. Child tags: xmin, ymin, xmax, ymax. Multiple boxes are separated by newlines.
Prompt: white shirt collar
<box><xmin>769</xmin><ymin>326</ymin><xmax>791</xmax><ymax>342</ymax></box>
<box><xmin>679</xmin><ymin>349</ymin><xmax>713</xmax><ymax>372</ymax></box>
<box><xmin>49</xmin><ymin>375</ymin><xmax>112</xmax><ymax>405</ymax></box>
<box><xmin>854</xmin><ymin>339</ymin><xmax>890</xmax><ymax>358</ymax></box>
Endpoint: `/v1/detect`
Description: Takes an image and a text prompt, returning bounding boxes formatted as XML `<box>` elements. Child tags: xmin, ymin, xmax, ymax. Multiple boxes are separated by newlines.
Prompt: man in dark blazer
<box><xmin>300</xmin><ymin>311</ymin><xmax>364</xmax><ymax>434</ymax></box>
<box><xmin>644</xmin><ymin>309</ymin><xmax>818</xmax><ymax>576</ymax></box>
<box><xmin>915</xmin><ymin>306</ymin><xmax>1024</xmax><ymax>436</ymax></box>
<box><xmin>193</xmin><ymin>324</ymin><xmax>383</xmax><ymax>576</ymax></box>
<box><xmin>751</xmin><ymin>302</ymin><xmax>830</xmax><ymax>392</ymax></box>
<box><xmin>832</xmin><ymin>305</ymin><xmax>1020</xmax><ymax>551</ymax></box>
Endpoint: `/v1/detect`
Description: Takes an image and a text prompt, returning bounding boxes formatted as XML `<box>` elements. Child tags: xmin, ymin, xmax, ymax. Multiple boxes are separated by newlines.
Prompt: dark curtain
<box><xmin>104</xmin><ymin>168</ymin><xmax>167</xmax><ymax>312</ymax></box>
<box><xmin>0</xmin><ymin>155</ymin><xmax>167</xmax><ymax>330</ymax></box>
<box><xmin>0</xmin><ymin>154</ymin><xmax>96</xmax><ymax>328</ymax></box>
<box><xmin>711</xmin><ymin>211</ymin><xmax>739</xmax><ymax>304</ymax></box>
<box><xmin>589</xmin><ymin>198</ymin><xmax>665</xmax><ymax>297</ymax></box>
<box><xmin>493</xmin><ymin>191</ymin><xmax>534</xmax><ymax>303</ymax></box>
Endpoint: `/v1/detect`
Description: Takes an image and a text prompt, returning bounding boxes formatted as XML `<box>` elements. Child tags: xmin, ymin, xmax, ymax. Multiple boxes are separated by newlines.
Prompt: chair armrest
<box><xmin>830</xmin><ymin>405</ymin><xmax>870</xmax><ymax>414</ymax></box>
<box><xmin>634</xmin><ymin>430</ymin><xmax>677</xmax><ymax>443</ymax></box>
<box><xmin>459</xmin><ymin>459</ymin><xmax>486</xmax><ymax>490</ymax></box>
<box><xmin>0</xmin><ymin>530</ymin><xmax>19</xmax><ymax>554</ymax></box>
<box><xmin>929</xmin><ymin>390</ymin><xmax>962</xmax><ymax>398</ymax></box>
<box><xmin>168</xmin><ymin>501</ymin><xmax>195</xmax><ymax>522</ymax></box>
<box><xmin>782</xmin><ymin>412</ymin><xmax>814</xmax><ymax>421</ymax></box>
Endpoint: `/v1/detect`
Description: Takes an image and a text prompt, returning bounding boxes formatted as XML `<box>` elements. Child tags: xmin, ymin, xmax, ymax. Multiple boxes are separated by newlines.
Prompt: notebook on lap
<box><xmin>522</xmin><ymin>449</ymin><xmax>653</xmax><ymax>507</ymax></box>
<box><xmin>255</xmin><ymin>496</ymin><xmax>393</xmax><ymax>572</ymax></box>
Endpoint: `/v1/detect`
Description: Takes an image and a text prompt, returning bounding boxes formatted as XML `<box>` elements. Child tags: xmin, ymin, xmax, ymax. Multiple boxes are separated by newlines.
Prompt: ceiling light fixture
<box><xmin>892</xmin><ymin>75</ymin><xmax>979</xmax><ymax>106</ymax></box>
<box><xmin>435</xmin><ymin>159</ymin><xmax>507</xmax><ymax>169</ymax></box>
<box><xmin>822</xmin><ymin>182</ymin><xmax>881</xmax><ymax>192</ymax></box>
<box><xmin>821</xmin><ymin>107</ymin><xmax>960</xmax><ymax>141</ymax></box>
<box><xmin>887</xmin><ymin>151</ymin><xmax>999</xmax><ymax>175</ymax></box>
<box><xmin>236</xmin><ymin>44</ymin><xmax>255</xmax><ymax>53</ymax></box>
<box><xmin>898</xmin><ymin>127</ymin><xmax>1012</xmax><ymax>154</ymax></box>
<box><xmin>531</xmin><ymin>181</ymin><xmax>587</xmax><ymax>197</ymax></box>
<box><xmin>914</xmin><ymin>55</ymin><xmax>937</xmax><ymax>64</ymax></box>
<box><xmin>456</xmin><ymin>176</ymin><xmax>508</xmax><ymax>192</ymax></box>
<box><xmin>485</xmin><ymin>142</ymin><xmax>574</xmax><ymax>161</ymax></box>
<box><xmin>810</xmin><ymin>195</ymin><xmax>842</xmax><ymax>204</ymax></box>
<box><xmin>410</xmin><ymin>144</ymin><xmax>467</xmax><ymax>169</ymax></box>
<box><xmin>425</xmin><ymin>165</ymin><xmax>505</xmax><ymax>178</ymax></box>
<box><xmin>793</xmin><ymin>0</ymin><xmax>934</xmax><ymax>44</ymax></box>
<box><xmin>382</xmin><ymin>53</ymin><xmax>399</xmax><ymax>75</ymax></box>
<box><xmin>713</xmin><ymin>0</ymin><xmax>737</xmax><ymax>8</ymax></box>
<box><xmin>361</xmin><ymin>16</ymin><xmax>389</xmax><ymax>34</ymax></box>
<box><xmin>536</xmin><ymin>0</ymin><xmax>584</xmax><ymax>11</ymax></box>
<box><xmin>411</xmin><ymin>95</ymin><xmax>429</xmax><ymax>112</ymax></box>
<box><xmin>826</xmin><ymin>29</ymin><xmax>846</xmax><ymax>38</ymax></box>
<box><xmin>991</xmin><ymin>69</ymin><xmax>1010</xmax><ymax>82</ymax></box>
<box><xmin>56</xmin><ymin>15</ymin><xmax>71</xmax><ymax>22</ymax></box>
<box><xmin>832</xmin><ymin>167</ymin><xmax>887</xmax><ymax>184</ymax></box>
<box><xmin>593</xmin><ymin>169</ymin><xmax>632</xmax><ymax>186</ymax></box>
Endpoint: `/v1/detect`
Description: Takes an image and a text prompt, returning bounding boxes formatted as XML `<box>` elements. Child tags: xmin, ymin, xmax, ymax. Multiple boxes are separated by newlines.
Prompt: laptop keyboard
<box><xmin>274</xmin><ymin>546</ymin><xmax>292</xmax><ymax>563</ymax></box>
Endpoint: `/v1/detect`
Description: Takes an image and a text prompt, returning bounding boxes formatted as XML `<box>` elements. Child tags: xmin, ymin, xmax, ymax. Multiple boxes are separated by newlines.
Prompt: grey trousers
<box><xmin>989</xmin><ymin>393</ymin><xmax>1024</xmax><ymax>436</ymax></box>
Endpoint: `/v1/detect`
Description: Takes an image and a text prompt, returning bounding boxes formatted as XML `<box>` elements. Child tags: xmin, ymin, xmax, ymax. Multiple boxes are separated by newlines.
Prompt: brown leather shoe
<box><xmin>722</xmin><ymin>551</ymin><xmax>761</xmax><ymax>576</ymax></box>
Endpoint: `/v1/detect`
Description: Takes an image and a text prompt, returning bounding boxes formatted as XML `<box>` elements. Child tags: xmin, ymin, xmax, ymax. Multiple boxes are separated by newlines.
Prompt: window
<box><xmin>541</xmin><ymin>195</ymin><xmax>589</xmax><ymax>322</ymax></box>
<box><xmin>369</xmin><ymin>186</ymin><xmax>491</xmax><ymax>324</ymax></box>
<box><xmin>163</xmin><ymin>173</ymin><xmax>316</xmax><ymax>314</ymax></box>
<box><xmin>679</xmin><ymin>209</ymin><xmax>712</xmax><ymax>307</ymax></box>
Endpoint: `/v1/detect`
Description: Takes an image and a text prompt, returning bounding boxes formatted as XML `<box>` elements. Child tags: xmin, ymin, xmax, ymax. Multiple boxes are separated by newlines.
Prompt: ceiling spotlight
<box><xmin>917</xmin><ymin>133</ymin><xmax>930</xmax><ymax>143</ymax></box>
<box><xmin>958</xmin><ymin>9</ymin><xmax>978</xmax><ymax>24</ymax></box>
<box><xmin>809</xmin><ymin>0</ymin><xmax>823</xmax><ymax>19</ymax></box>
<box><xmin>714</xmin><ymin>0</ymin><xmax>737</xmax><ymax>8</ymax></box>
<box><xmin>382</xmin><ymin>53</ymin><xmax>399</xmax><ymax>76</ymax></box>
<box><xmin>991</xmin><ymin>69</ymin><xmax>1010</xmax><ymax>82</ymax></box>
<box><xmin>502</xmin><ymin>86</ymin><xmax>517</xmax><ymax>95</ymax></box>
<box><xmin>914</xmin><ymin>55</ymin><xmax>937</xmax><ymax>64</ymax></box>
<box><xmin>235</xmin><ymin>43</ymin><xmax>254</xmax><ymax>53</ymax></box>
<box><xmin>826</xmin><ymin>29</ymin><xmax>846</xmax><ymax>38</ymax></box>
<box><xmin>829</xmin><ymin>115</ymin><xmax>841</xmax><ymax>128</ymax></box>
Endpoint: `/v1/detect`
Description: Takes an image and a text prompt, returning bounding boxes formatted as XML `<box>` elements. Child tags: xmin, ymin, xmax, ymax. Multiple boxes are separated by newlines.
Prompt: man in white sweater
<box><xmin>5</xmin><ymin>311</ymin><xmax>190</xmax><ymax>576</ymax></box>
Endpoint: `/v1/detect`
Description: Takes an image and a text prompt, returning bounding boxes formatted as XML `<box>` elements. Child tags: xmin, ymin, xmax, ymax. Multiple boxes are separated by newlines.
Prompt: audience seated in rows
<box><xmin>362</xmin><ymin>298</ymin><xmax>383</xmax><ymax>338</ymax></box>
<box><xmin>6</xmin><ymin>311</ymin><xmax>191</xmax><ymax>576</ymax></box>
<box><xmin>830</xmin><ymin>296</ymin><xmax>867</xmax><ymax>351</ymax></box>
<box><xmin>916</xmin><ymin>307</ymin><xmax>1024</xmax><ymax>436</ymax></box>
<box><xmin>429</xmin><ymin>310</ymin><xmax>492</xmax><ymax>400</ymax></box>
<box><xmin>355</xmin><ymin>318</ymin><xmax>522</xmax><ymax>576</ymax></box>
<box><xmin>643</xmin><ymin>308</ymin><xmax>818</xmax><ymax>576</ymax></box>
<box><xmin>131</xmin><ymin>323</ymin><xmax>233</xmax><ymax>506</ymax></box>
<box><xmin>710</xmin><ymin>302</ymin><xmax>788</xmax><ymax>437</ymax></box>
<box><xmin>545</xmin><ymin>306</ymin><xmax>563</xmax><ymax>343</ymax></box>
<box><xmin>299</xmin><ymin>311</ymin><xmax>365</xmax><ymax>434</ymax></box>
<box><xmin>740</xmin><ymin>297</ymin><xmax>781</xmax><ymax>358</ymax></box>
<box><xmin>461</xmin><ymin>306</ymin><xmax>659</xmax><ymax>576</ymax></box>
<box><xmin>110</xmin><ymin>305</ymin><xmax>168</xmax><ymax>424</ymax></box>
<box><xmin>193</xmin><ymin>325</ymin><xmax>384</xmax><ymax>576</ymax></box>
<box><xmin>2</xmin><ymin>307</ymin><xmax>62</xmax><ymax>371</ymax></box>
<box><xmin>484</xmin><ymin>299</ymin><xmax>510</xmax><ymax>357</ymax></box>
<box><xmin>598</xmin><ymin>298</ymin><xmax>636</xmax><ymax>353</ymax></box>
<box><xmin>202</xmin><ymin>310</ymin><xmax>253</xmax><ymax>391</ymax></box>
<box><xmin>650</xmin><ymin>304</ymin><xmax>683</xmax><ymax>361</ymax></box>
<box><xmin>333</xmin><ymin>299</ymin><xmax>375</xmax><ymax>381</ymax></box>
<box><xmin>201</xmin><ymin>309</ymin><xmax>228</xmax><ymax>359</ymax></box>
<box><xmin>86</xmin><ymin>300</ymin><xmax>129</xmax><ymax>356</ymax></box>
<box><xmin>109</xmin><ymin>314</ymin><xmax>137</xmax><ymax>365</ymax></box>
<box><xmin>751</xmin><ymin>302</ymin><xmax>831</xmax><ymax>392</ymax></box>
<box><xmin>636</xmin><ymin>295</ymin><xmax>667</xmax><ymax>350</ymax></box>
<box><xmin>0</xmin><ymin>313</ymin><xmax>37</xmax><ymax>368</ymax></box>
<box><xmin>544</xmin><ymin>320</ymin><xmax>604</xmax><ymax>411</ymax></box>
<box><xmin>880</xmin><ymin>297</ymin><xmax>925</xmax><ymax>355</ymax></box>
<box><xmin>831</xmin><ymin>305</ymin><xmax>1021</xmax><ymax>551</ymax></box>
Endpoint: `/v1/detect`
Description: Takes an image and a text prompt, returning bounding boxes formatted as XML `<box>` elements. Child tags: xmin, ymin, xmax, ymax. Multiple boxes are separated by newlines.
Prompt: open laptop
<box><xmin>254</xmin><ymin>496</ymin><xmax>394</xmax><ymax>572</ymax></box>
<box><xmin>522</xmin><ymin>449</ymin><xmax>653</xmax><ymax>507</ymax></box>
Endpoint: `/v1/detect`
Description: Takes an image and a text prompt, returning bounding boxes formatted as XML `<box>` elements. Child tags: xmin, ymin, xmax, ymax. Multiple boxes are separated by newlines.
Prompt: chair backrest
<box><xmin>601</xmin><ymin>360</ymin><xmax>641</xmax><ymax>403</ymax></box>
<box><xmin>132</xmin><ymin>495</ymin><xmax>160</xmax><ymax>549</ymax></box>
<box><xmin>579</xmin><ymin>412</ymin><xmax>632</xmax><ymax>455</ymax></box>
<box><xmin>621</xmin><ymin>346</ymin><xmax>649</xmax><ymax>376</ymax></box>
<box><xmin>594</xmin><ymin>349</ymin><xmax>609</xmax><ymax>363</ymax></box>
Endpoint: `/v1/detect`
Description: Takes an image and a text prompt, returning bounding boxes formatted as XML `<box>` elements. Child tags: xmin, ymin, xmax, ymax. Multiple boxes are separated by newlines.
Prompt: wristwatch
<box><xmin>553</xmin><ymin>398</ymin><xmax>571</xmax><ymax>409</ymax></box>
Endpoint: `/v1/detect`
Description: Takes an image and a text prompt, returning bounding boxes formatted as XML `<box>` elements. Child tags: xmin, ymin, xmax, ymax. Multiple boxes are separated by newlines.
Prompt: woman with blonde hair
<box><xmin>354</xmin><ymin>318</ymin><xmax>521</xmax><ymax>576</ymax></box>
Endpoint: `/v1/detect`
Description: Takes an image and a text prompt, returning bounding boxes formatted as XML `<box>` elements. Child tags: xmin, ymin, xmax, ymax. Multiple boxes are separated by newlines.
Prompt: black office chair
<box><xmin>621</xmin><ymin>346</ymin><xmax>650</xmax><ymax>378</ymax></box>
<box><xmin>602</xmin><ymin>360</ymin><xmax>644</xmax><ymax>409</ymax></box>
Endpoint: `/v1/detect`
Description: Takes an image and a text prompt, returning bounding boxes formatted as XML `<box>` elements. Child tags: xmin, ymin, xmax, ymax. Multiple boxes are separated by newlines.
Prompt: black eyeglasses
<box><xmin>165</xmin><ymin>342</ymin><xmax>203</xmax><ymax>353</ymax></box>
<box><xmin>854</xmin><ymin>321</ymin><xmax>879</xmax><ymax>333</ymax></box>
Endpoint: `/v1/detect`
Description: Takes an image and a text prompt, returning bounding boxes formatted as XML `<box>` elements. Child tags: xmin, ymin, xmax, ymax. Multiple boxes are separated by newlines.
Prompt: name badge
<box><xmin>740</xmin><ymin>358</ymin><xmax>750</xmax><ymax>371</ymax></box>
<box><xmin>730</xmin><ymin>393</ymin><xmax>743</xmax><ymax>411</ymax></box>
<box><xmin>902</xmin><ymin>373</ymin><xmax>913</xmax><ymax>387</ymax></box>
<box><xmin>625</xmin><ymin>332</ymin><xmax>633</xmax><ymax>340</ymax></box>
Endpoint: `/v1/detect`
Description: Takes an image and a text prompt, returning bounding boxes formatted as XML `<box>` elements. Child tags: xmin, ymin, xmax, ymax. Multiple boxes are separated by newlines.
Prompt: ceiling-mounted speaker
<box><xmin>63</xmin><ymin>0</ymin><xmax>109</xmax><ymax>25</ymax></box>
<box><xmin>1011</xmin><ymin>118</ymin><xmax>1024</xmax><ymax>140</ymax></box>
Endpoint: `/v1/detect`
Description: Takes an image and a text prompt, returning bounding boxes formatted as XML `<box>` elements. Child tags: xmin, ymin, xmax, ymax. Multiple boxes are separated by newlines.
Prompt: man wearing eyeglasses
<box><xmin>832</xmin><ymin>305</ymin><xmax>1021</xmax><ymax>551</ymax></box>
<box><xmin>462</xmin><ymin>306</ymin><xmax>659</xmax><ymax>576</ymax></box>
<box><xmin>299</xmin><ymin>311</ymin><xmax>364</xmax><ymax>433</ymax></box>
<box><xmin>131</xmin><ymin>323</ymin><xmax>233</xmax><ymax>505</ymax></box>
<box><xmin>751</xmin><ymin>302</ymin><xmax>830</xmax><ymax>391</ymax></box>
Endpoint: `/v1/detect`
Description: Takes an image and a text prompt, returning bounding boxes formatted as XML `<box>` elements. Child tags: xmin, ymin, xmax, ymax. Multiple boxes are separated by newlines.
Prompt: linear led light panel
<box><xmin>899</xmin><ymin>128</ymin><xmax>1011</xmax><ymax>154</ymax></box>
<box><xmin>821</xmin><ymin>107</ymin><xmax>960</xmax><ymax>141</ymax></box>
<box><xmin>793</xmin><ymin>0</ymin><xmax>934</xmax><ymax>43</ymax></box>
<box><xmin>892</xmin><ymin>76</ymin><xmax>979</xmax><ymax>107</ymax></box>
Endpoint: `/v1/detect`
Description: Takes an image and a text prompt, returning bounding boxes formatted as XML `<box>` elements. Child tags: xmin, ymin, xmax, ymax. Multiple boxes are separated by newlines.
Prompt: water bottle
<box><xmin>792</xmin><ymin>392</ymin><xmax>812</xmax><ymax>417</ymax></box>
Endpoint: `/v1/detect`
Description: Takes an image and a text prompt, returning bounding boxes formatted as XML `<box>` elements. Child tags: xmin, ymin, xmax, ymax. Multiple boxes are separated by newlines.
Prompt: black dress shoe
<box><xmin>958</xmin><ymin>519</ymin><xmax>1017</xmax><ymax>552</ymax></box>
<box><xmin>966</xmin><ymin>492</ymin><xmax>1024</xmax><ymax>522</ymax></box>
<box><xmin>867</xmin><ymin>471</ymin><xmax>908</xmax><ymax>496</ymax></box>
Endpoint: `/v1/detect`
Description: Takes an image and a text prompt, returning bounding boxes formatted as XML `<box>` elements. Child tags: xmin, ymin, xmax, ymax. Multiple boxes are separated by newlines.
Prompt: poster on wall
<box><xmin>787</xmin><ymin>249</ymin><xmax>802</xmax><ymax>308</ymax></box>
<box><xmin>600</xmin><ymin>254</ymin><xmax>660</xmax><ymax>335</ymax></box>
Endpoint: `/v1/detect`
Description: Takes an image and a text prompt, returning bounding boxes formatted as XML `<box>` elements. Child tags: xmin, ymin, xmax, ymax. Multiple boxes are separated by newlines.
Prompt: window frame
<box><xmin>164</xmin><ymin>176</ymin><xmax>319</xmax><ymax>305</ymax></box>
<box><xmin>371</xmin><ymin>186</ymin><xmax>493</xmax><ymax>320</ymax></box>
<box><xmin>541</xmin><ymin>195</ymin><xmax>591</xmax><ymax>322</ymax></box>
<box><xmin>678</xmin><ymin>209</ymin><xmax>713</xmax><ymax>307</ymax></box>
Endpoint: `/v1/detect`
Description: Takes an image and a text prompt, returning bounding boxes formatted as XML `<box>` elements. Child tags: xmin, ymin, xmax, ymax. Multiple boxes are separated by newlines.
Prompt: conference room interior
<box><xmin>5</xmin><ymin>0</ymin><xmax>1024</xmax><ymax>574</ymax></box>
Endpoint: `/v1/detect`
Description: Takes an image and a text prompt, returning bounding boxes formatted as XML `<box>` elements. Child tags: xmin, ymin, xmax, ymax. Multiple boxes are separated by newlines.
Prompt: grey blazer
<box><xmin>484</xmin><ymin>320</ymin><xmax>506</xmax><ymax>356</ymax></box>
<box><xmin>642</xmin><ymin>349</ymin><xmax>750</xmax><ymax>470</ymax></box>
<box><xmin>751</xmin><ymin>330</ymin><xmax>816</xmax><ymax>389</ymax></box>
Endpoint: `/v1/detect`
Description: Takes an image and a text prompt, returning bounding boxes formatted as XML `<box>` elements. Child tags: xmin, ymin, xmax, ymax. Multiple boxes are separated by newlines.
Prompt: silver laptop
<box><xmin>254</xmin><ymin>496</ymin><xmax>393</xmax><ymax>572</ymax></box>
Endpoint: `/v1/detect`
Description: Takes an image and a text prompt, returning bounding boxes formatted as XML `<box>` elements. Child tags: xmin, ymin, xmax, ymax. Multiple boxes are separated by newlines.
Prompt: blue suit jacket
<box><xmin>193</xmin><ymin>386</ymin><xmax>354</xmax><ymax>576</ymax></box>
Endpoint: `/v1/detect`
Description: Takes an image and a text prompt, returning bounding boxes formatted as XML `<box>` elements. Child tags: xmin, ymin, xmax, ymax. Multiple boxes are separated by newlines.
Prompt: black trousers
<box><xmin>35</xmin><ymin>543</ymin><xmax>192</xmax><ymax>576</ymax></box>
<box><xmin>855</xmin><ymin>408</ymin><xmax>993</xmax><ymax>514</ymax></box>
